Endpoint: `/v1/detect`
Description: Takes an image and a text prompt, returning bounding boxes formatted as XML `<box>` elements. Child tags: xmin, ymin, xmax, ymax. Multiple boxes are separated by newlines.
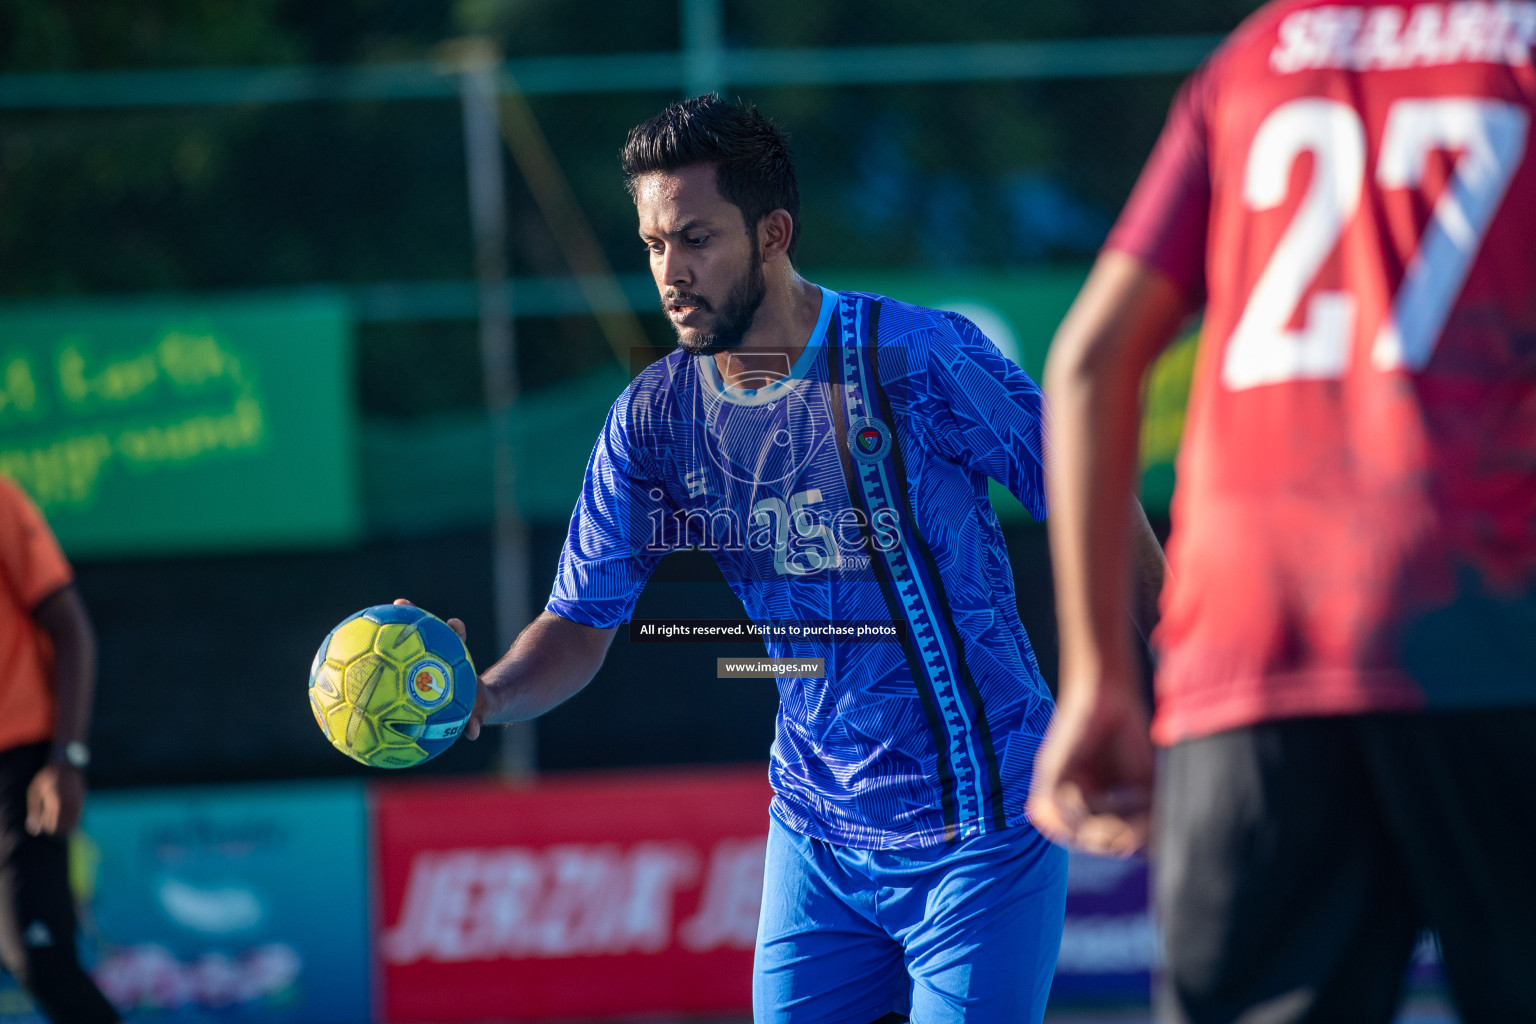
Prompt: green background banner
<box><xmin>0</xmin><ymin>293</ymin><xmax>359</xmax><ymax>557</ymax></box>
<box><xmin>0</xmin><ymin>274</ymin><xmax>1193</xmax><ymax>556</ymax></box>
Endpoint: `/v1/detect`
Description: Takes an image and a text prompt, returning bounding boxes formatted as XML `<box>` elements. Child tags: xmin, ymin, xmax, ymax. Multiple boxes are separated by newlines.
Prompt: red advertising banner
<box><xmin>373</xmin><ymin>765</ymin><xmax>773</xmax><ymax>1023</ymax></box>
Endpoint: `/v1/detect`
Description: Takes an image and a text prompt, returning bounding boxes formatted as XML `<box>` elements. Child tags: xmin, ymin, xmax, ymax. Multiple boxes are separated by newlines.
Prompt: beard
<box><xmin>664</xmin><ymin>245</ymin><xmax>767</xmax><ymax>356</ymax></box>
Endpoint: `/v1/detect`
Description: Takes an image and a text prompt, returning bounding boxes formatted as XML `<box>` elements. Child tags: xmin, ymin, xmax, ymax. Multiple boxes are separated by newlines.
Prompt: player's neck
<box><xmin>713</xmin><ymin>272</ymin><xmax>822</xmax><ymax>390</ymax></box>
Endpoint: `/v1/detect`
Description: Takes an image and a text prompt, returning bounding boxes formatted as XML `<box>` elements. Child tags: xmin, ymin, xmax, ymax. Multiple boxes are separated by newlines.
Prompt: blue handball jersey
<box><xmin>548</xmin><ymin>287</ymin><xmax>1054</xmax><ymax>849</ymax></box>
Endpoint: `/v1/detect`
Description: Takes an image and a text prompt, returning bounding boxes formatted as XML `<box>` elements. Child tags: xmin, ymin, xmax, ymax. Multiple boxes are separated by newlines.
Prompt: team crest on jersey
<box><xmin>406</xmin><ymin>658</ymin><xmax>452</xmax><ymax>710</ymax></box>
<box><xmin>847</xmin><ymin>416</ymin><xmax>892</xmax><ymax>464</ymax></box>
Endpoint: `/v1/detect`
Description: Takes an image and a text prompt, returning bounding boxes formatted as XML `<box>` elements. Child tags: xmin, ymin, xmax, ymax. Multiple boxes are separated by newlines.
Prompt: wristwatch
<box><xmin>51</xmin><ymin>741</ymin><xmax>91</xmax><ymax>770</ymax></box>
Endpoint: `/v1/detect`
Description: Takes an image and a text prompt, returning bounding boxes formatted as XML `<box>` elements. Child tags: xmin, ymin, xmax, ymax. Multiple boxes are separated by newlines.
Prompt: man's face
<box><xmin>635</xmin><ymin>164</ymin><xmax>766</xmax><ymax>355</ymax></box>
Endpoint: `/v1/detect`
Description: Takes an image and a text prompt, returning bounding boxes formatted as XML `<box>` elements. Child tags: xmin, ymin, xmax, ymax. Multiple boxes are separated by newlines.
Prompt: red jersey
<box><xmin>1106</xmin><ymin>0</ymin><xmax>1536</xmax><ymax>744</ymax></box>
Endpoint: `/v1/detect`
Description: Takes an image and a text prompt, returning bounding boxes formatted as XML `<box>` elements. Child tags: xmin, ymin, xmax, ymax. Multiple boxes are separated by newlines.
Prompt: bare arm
<box><xmin>458</xmin><ymin>610</ymin><xmax>617</xmax><ymax>740</ymax></box>
<box><xmin>34</xmin><ymin>584</ymin><xmax>95</xmax><ymax>752</ymax></box>
<box><xmin>28</xmin><ymin>584</ymin><xmax>96</xmax><ymax>835</ymax></box>
<box><xmin>1027</xmin><ymin>251</ymin><xmax>1187</xmax><ymax>856</ymax></box>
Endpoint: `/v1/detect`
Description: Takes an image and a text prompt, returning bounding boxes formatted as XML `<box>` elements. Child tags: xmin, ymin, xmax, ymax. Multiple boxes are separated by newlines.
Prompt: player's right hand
<box><xmin>1026</xmin><ymin>678</ymin><xmax>1154</xmax><ymax>857</ymax></box>
<box><xmin>392</xmin><ymin>598</ymin><xmax>482</xmax><ymax>740</ymax></box>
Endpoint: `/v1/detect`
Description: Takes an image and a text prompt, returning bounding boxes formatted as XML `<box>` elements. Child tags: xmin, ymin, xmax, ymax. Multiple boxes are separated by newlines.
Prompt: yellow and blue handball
<box><xmin>308</xmin><ymin>604</ymin><xmax>477</xmax><ymax>768</ymax></box>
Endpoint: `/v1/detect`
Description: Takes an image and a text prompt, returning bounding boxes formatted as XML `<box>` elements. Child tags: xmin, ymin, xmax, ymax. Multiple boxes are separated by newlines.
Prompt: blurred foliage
<box><xmin>724</xmin><ymin>0</ymin><xmax>1267</xmax><ymax>44</ymax></box>
<box><xmin>0</xmin><ymin>0</ymin><xmax>301</xmax><ymax>70</ymax></box>
<box><xmin>0</xmin><ymin>0</ymin><xmax>1264</xmax><ymax>415</ymax></box>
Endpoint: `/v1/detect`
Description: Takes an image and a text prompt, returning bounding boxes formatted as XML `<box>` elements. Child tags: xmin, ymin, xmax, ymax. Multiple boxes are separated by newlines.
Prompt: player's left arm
<box><xmin>28</xmin><ymin>583</ymin><xmax>96</xmax><ymax>836</ymax></box>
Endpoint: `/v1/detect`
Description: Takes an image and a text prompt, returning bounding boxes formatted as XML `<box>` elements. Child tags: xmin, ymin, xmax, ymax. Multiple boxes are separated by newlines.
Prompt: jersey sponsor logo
<box><xmin>381</xmin><ymin>837</ymin><xmax>764</xmax><ymax>963</ymax></box>
<box><xmin>846</xmin><ymin>415</ymin><xmax>892</xmax><ymax>464</ymax></box>
<box><xmin>405</xmin><ymin>658</ymin><xmax>452</xmax><ymax>710</ymax></box>
<box><xmin>1270</xmin><ymin>2</ymin><xmax>1536</xmax><ymax>74</ymax></box>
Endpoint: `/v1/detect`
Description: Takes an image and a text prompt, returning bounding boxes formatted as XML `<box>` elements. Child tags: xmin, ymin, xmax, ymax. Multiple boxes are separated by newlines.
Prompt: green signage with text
<box><xmin>0</xmin><ymin>294</ymin><xmax>358</xmax><ymax>556</ymax></box>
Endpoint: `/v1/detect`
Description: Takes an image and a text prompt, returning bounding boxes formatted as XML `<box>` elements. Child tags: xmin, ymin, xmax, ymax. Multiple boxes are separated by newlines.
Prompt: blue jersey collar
<box><xmin>700</xmin><ymin>285</ymin><xmax>838</xmax><ymax>406</ymax></box>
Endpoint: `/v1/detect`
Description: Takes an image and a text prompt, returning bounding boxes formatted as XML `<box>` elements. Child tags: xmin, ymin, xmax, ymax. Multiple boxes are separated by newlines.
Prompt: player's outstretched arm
<box><xmin>1029</xmin><ymin>251</ymin><xmax>1186</xmax><ymax>857</ymax></box>
<box><xmin>463</xmin><ymin>610</ymin><xmax>617</xmax><ymax>740</ymax></box>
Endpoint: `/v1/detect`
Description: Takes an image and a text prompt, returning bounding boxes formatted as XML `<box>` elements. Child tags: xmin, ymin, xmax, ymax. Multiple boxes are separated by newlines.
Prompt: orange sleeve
<box><xmin>0</xmin><ymin>477</ymin><xmax>73</xmax><ymax>610</ymax></box>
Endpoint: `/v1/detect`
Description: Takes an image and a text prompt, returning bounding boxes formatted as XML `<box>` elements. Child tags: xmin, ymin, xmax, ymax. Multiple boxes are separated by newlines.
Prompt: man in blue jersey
<box><xmin>452</xmin><ymin>95</ymin><xmax>1165</xmax><ymax>1023</ymax></box>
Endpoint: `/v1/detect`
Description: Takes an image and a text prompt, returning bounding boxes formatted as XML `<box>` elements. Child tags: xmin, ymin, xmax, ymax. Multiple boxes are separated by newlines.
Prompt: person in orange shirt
<box><xmin>0</xmin><ymin>476</ymin><xmax>119</xmax><ymax>1022</ymax></box>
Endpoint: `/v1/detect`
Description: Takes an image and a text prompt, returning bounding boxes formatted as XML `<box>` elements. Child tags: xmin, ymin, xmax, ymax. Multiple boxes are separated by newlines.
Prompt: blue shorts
<box><xmin>753</xmin><ymin>812</ymin><xmax>1068</xmax><ymax>1024</ymax></box>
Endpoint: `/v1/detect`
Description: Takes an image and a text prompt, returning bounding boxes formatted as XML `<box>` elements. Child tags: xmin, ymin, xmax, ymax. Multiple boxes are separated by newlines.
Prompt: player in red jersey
<box><xmin>1029</xmin><ymin>1</ymin><xmax>1536</xmax><ymax>1020</ymax></box>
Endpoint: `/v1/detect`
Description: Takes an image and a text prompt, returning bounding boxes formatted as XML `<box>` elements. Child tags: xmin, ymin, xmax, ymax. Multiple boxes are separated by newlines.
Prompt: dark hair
<box><xmin>621</xmin><ymin>94</ymin><xmax>801</xmax><ymax>260</ymax></box>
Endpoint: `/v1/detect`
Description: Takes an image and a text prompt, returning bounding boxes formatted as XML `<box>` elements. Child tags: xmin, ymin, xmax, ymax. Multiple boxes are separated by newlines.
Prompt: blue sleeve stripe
<box><xmin>868</xmin><ymin>303</ymin><xmax>1010</xmax><ymax>833</ymax></box>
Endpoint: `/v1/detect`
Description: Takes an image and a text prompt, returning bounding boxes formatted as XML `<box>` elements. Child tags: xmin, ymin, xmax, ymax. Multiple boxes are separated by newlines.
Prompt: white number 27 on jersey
<box><xmin>1221</xmin><ymin>97</ymin><xmax>1529</xmax><ymax>391</ymax></box>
